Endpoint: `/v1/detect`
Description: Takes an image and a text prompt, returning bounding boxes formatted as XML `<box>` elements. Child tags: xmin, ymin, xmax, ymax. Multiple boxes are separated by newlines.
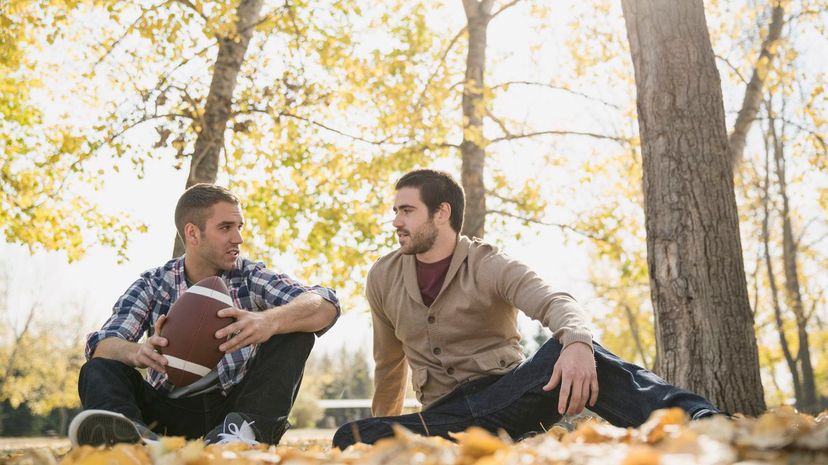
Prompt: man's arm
<box><xmin>93</xmin><ymin>316</ymin><xmax>169</xmax><ymax>373</ymax></box>
<box><xmin>87</xmin><ymin>275</ymin><xmax>168</xmax><ymax>372</ymax></box>
<box><xmin>371</xmin><ymin>305</ymin><xmax>408</xmax><ymax>417</ymax></box>
<box><xmin>361</xmin><ymin>264</ymin><xmax>408</xmax><ymax>416</ymax></box>
<box><xmin>216</xmin><ymin>292</ymin><xmax>337</xmax><ymax>353</ymax></box>
<box><xmin>490</xmin><ymin>252</ymin><xmax>597</xmax><ymax>416</ymax></box>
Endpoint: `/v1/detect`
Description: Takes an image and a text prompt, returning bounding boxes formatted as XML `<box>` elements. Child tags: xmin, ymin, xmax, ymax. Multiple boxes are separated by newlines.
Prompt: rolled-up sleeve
<box><xmin>85</xmin><ymin>277</ymin><xmax>154</xmax><ymax>360</ymax></box>
<box><xmin>249</xmin><ymin>263</ymin><xmax>340</xmax><ymax>336</ymax></box>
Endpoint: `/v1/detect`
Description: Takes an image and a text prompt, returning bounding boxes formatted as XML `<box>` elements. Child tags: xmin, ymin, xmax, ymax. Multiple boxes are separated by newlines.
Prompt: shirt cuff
<box><xmin>85</xmin><ymin>330</ymin><xmax>128</xmax><ymax>360</ymax></box>
<box><xmin>559</xmin><ymin>329</ymin><xmax>594</xmax><ymax>352</ymax></box>
<box><xmin>309</xmin><ymin>287</ymin><xmax>340</xmax><ymax>336</ymax></box>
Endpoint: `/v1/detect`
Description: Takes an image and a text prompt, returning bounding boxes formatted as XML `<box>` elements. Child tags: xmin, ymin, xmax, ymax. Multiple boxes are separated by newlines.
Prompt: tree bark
<box><xmin>172</xmin><ymin>0</ymin><xmax>264</xmax><ymax>257</ymax></box>
<box><xmin>729</xmin><ymin>2</ymin><xmax>785</xmax><ymax>168</ymax></box>
<box><xmin>622</xmin><ymin>0</ymin><xmax>766</xmax><ymax>415</ymax></box>
<box><xmin>459</xmin><ymin>0</ymin><xmax>492</xmax><ymax>239</ymax></box>
<box><xmin>769</xmin><ymin>111</ymin><xmax>818</xmax><ymax>412</ymax></box>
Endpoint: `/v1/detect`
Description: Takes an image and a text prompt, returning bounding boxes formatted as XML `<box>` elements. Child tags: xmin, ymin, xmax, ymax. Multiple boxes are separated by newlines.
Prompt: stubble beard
<box><xmin>400</xmin><ymin>221</ymin><xmax>439</xmax><ymax>255</ymax></box>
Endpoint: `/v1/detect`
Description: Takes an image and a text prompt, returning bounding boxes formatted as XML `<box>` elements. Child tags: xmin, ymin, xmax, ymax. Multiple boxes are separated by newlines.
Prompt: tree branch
<box><xmin>729</xmin><ymin>1</ymin><xmax>786</xmax><ymax>167</ymax></box>
<box><xmin>172</xmin><ymin>0</ymin><xmax>209</xmax><ymax>22</ymax></box>
<box><xmin>714</xmin><ymin>53</ymin><xmax>749</xmax><ymax>85</ymax></box>
<box><xmin>413</xmin><ymin>26</ymin><xmax>467</xmax><ymax>113</ymax></box>
<box><xmin>93</xmin><ymin>1</ymin><xmax>176</xmax><ymax>68</ymax></box>
<box><xmin>490</xmin><ymin>80</ymin><xmax>623</xmax><ymax>110</ymax></box>
<box><xmin>486</xmin><ymin>208</ymin><xmax>616</xmax><ymax>244</ymax></box>
<box><xmin>490</xmin><ymin>0</ymin><xmax>522</xmax><ymax>20</ymax></box>
<box><xmin>489</xmin><ymin>129</ymin><xmax>630</xmax><ymax>145</ymax></box>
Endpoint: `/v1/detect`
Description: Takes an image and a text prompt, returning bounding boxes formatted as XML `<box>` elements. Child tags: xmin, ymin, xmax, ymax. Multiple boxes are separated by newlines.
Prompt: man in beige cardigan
<box><xmin>333</xmin><ymin>169</ymin><xmax>718</xmax><ymax>449</ymax></box>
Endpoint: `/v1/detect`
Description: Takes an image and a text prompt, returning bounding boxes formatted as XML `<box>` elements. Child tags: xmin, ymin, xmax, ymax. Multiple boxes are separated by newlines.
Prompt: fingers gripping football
<box><xmin>134</xmin><ymin>315</ymin><xmax>168</xmax><ymax>373</ymax></box>
<box><xmin>216</xmin><ymin>307</ymin><xmax>274</xmax><ymax>353</ymax></box>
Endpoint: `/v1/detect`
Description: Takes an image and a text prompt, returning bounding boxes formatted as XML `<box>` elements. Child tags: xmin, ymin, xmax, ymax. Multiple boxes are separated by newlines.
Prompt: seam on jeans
<box><xmin>417</xmin><ymin>412</ymin><xmax>431</xmax><ymax>436</ymax></box>
<box><xmin>473</xmin><ymin>376</ymin><xmax>548</xmax><ymax>418</ymax></box>
<box><xmin>593</xmin><ymin>401</ymin><xmax>638</xmax><ymax>426</ymax></box>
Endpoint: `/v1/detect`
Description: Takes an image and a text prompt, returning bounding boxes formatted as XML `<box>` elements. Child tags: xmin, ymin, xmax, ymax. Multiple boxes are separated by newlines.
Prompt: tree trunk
<box><xmin>58</xmin><ymin>407</ymin><xmax>69</xmax><ymax>435</ymax></box>
<box><xmin>172</xmin><ymin>0</ymin><xmax>264</xmax><ymax>257</ymax></box>
<box><xmin>459</xmin><ymin>0</ymin><xmax>492</xmax><ymax>239</ymax></box>
<box><xmin>622</xmin><ymin>303</ymin><xmax>652</xmax><ymax>369</ymax></box>
<box><xmin>729</xmin><ymin>2</ymin><xmax>785</xmax><ymax>167</ymax></box>
<box><xmin>621</xmin><ymin>0</ymin><xmax>766</xmax><ymax>415</ymax></box>
<box><xmin>761</xmin><ymin>127</ymin><xmax>802</xmax><ymax>406</ymax></box>
<box><xmin>769</xmin><ymin>112</ymin><xmax>818</xmax><ymax>413</ymax></box>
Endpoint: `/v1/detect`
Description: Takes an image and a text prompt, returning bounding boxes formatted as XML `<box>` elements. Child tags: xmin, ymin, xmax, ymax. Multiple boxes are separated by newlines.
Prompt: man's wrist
<box><xmin>264</xmin><ymin>307</ymin><xmax>282</xmax><ymax>336</ymax></box>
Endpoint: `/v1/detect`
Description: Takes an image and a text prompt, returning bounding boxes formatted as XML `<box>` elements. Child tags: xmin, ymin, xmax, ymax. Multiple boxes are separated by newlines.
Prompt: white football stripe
<box><xmin>165</xmin><ymin>355</ymin><xmax>212</xmax><ymax>377</ymax></box>
<box><xmin>186</xmin><ymin>285</ymin><xmax>234</xmax><ymax>307</ymax></box>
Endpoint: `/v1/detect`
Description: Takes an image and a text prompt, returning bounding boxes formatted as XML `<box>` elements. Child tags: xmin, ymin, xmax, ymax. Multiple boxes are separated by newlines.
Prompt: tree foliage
<box><xmin>0</xmin><ymin>288</ymin><xmax>86</xmax><ymax>416</ymax></box>
<box><xmin>0</xmin><ymin>1</ymin><xmax>145</xmax><ymax>261</ymax></box>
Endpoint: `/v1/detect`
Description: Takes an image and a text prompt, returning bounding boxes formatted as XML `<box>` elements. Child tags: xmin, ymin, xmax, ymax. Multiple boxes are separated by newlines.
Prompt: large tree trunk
<box><xmin>728</xmin><ymin>2</ymin><xmax>785</xmax><ymax>168</ymax></box>
<box><xmin>621</xmin><ymin>0</ymin><xmax>766</xmax><ymax>415</ymax></box>
<box><xmin>769</xmin><ymin>112</ymin><xmax>818</xmax><ymax>413</ymax></box>
<box><xmin>459</xmin><ymin>0</ymin><xmax>492</xmax><ymax>239</ymax></box>
<box><xmin>172</xmin><ymin>0</ymin><xmax>264</xmax><ymax>257</ymax></box>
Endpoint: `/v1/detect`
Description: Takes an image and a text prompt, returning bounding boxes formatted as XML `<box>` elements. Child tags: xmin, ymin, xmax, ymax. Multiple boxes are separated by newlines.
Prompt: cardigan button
<box><xmin>447</xmin><ymin>367</ymin><xmax>455</xmax><ymax>375</ymax></box>
<box><xmin>433</xmin><ymin>347</ymin><xmax>442</xmax><ymax>355</ymax></box>
<box><xmin>499</xmin><ymin>360</ymin><xmax>506</xmax><ymax>367</ymax></box>
<box><xmin>427</xmin><ymin>316</ymin><xmax>435</xmax><ymax>324</ymax></box>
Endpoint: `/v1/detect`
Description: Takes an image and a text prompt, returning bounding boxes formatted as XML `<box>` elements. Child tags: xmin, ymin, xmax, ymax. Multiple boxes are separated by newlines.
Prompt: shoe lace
<box><xmin>216</xmin><ymin>420</ymin><xmax>260</xmax><ymax>445</ymax></box>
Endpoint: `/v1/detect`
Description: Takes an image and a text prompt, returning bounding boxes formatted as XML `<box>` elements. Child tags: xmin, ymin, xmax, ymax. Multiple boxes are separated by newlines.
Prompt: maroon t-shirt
<box><xmin>416</xmin><ymin>255</ymin><xmax>453</xmax><ymax>307</ymax></box>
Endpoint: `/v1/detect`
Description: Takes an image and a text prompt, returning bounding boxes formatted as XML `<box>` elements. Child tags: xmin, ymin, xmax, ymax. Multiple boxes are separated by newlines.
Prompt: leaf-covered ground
<box><xmin>5</xmin><ymin>407</ymin><xmax>827</xmax><ymax>465</ymax></box>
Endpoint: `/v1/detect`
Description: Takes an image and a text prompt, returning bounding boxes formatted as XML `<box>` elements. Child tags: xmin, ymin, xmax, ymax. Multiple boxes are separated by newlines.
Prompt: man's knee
<box><xmin>79</xmin><ymin>357</ymin><xmax>134</xmax><ymax>382</ymax></box>
<box><xmin>332</xmin><ymin>418</ymin><xmax>395</xmax><ymax>449</ymax></box>
<box><xmin>332</xmin><ymin>422</ymin><xmax>357</xmax><ymax>450</ymax></box>
<box><xmin>259</xmin><ymin>332</ymin><xmax>315</xmax><ymax>357</ymax></box>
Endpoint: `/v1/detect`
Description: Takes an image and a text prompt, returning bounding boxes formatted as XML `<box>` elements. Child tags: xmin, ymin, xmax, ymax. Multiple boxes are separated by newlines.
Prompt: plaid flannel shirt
<box><xmin>86</xmin><ymin>256</ymin><xmax>340</xmax><ymax>394</ymax></box>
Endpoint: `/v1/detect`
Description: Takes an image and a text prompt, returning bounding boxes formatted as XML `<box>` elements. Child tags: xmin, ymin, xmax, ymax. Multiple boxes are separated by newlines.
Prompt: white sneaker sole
<box><xmin>68</xmin><ymin>409</ymin><xmax>142</xmax><ymax>447</ymax></box>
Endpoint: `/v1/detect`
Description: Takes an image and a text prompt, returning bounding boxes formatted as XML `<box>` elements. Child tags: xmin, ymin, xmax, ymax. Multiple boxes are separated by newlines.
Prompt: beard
<box><xmin>400</xmin><ymin>219</ymin><xmax>439</xmax><ymax>255</ymax></box>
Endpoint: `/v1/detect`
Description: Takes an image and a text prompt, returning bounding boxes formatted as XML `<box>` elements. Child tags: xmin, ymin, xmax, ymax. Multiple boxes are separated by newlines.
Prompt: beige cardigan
<box><xmin>368</xmin><ymin>236</ymin><xmax>593</xmax><ymax>416</ymax></box>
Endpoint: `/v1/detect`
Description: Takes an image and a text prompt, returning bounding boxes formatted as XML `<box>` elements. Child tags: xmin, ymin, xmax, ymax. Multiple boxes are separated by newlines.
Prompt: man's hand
<box><xmin>542</xmin><ymin>341</ymin><xmax>598</xmax><ymax>416</ymax></box>
<box><xmin>132</xmin><ymin>315</ymin><xmax>168</xmax><ymax>373</ymax></box>
<box><xmin>215</xmin><ymin>308</ymin><xmax>274</xmax><ymax>353</ymax></box>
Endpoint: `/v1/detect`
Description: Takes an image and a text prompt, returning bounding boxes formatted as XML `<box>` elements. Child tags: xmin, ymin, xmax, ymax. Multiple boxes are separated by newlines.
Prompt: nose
<box><xmin>232</xmin><ymin>228</ymin><xmax>243</xmax><ymax>245</ymax></box>
<box><xmin>392</xmin><ymin>213</ymin><xmax>404</xmax><ymax>229</ymax></box>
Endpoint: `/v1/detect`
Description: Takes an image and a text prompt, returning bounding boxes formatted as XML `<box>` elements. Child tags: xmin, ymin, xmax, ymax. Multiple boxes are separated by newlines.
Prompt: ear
<box><xmin>183</xmin><ymin>223</ymin><xmax>200</xmax><ymax>246</ymax></box>
<box><xmin>435</xmin><ymin>202</ymin><xmax>452</xmax><ymax>225</ymax></box>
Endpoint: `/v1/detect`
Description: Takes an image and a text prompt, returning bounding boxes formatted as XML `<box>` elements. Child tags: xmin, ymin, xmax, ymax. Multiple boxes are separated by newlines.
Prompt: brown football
<box><xmin>159</xmin><ymin>276</ymin><xmax>235</xmax><ymax>387</ymax></box>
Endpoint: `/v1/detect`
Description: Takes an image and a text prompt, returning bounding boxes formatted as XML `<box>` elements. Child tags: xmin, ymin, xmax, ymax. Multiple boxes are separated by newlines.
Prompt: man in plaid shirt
<box><xmin>69</xmin><ymin>184</ymin><xmax>340</xmax><ymax>447</ymax></box>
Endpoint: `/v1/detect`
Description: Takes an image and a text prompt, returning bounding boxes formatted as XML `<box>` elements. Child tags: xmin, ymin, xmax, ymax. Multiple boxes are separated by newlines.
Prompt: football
<box><xmin>159</xmin><ymin>276</ymin><xmax>235</xmax><ymax>387</ymax></box>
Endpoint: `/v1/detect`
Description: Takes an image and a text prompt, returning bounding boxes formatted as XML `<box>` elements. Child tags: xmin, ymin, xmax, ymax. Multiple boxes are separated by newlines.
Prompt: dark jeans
<box><xmin>332</xmin><ymin>339</ymin><xmax>718</xmax><ymax>449</ymax></box>
<box><xmin>78</xmin><ymin>332</ymin><xmax>314</xmax><ymax>444</ymax></box>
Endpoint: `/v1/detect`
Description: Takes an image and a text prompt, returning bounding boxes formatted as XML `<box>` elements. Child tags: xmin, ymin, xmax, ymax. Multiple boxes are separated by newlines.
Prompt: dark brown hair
<box><xmin>395</xmin><ymin>169</ymin><xmax>465</xmax><ymax>233</ymax></box>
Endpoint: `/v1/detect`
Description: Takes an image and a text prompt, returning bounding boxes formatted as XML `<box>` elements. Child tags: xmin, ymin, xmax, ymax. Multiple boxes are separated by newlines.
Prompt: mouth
<box><xmin>227</xmin><ymin>249</ymin><xmax>239</xmax><ymax>258</ymax></box>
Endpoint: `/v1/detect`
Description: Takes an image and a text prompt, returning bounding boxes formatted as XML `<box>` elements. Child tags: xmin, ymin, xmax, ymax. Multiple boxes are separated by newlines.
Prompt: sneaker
<box><xmin>204</xmin><ymin>413</ymin><xmax>260</xmax><ymax>446</ymax></box>
<box><xmin>68</xmin><ymin>409</ymin><xmax>158</xmax><ymax>447</ymax></box>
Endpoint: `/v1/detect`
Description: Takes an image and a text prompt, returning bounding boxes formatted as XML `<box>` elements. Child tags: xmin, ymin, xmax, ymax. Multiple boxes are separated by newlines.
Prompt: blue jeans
<box><xmin>332</xmin><ymin>339</ymin><xmax>718</xmax><ymax>449</ymax></box>
<box><xmin>79</xmin><ymin>332</ymin><xmax>314</xmax><ymax>444</ymax></box>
